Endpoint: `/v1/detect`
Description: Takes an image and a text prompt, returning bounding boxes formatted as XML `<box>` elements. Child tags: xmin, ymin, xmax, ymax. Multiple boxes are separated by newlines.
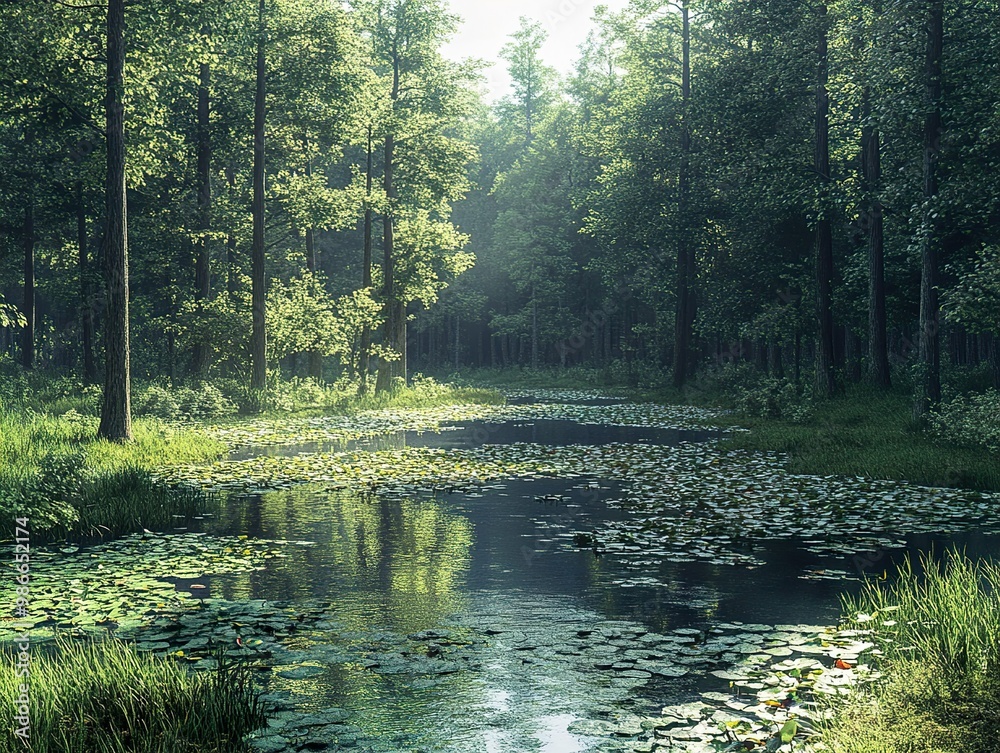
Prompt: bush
<box><xmin>0</xmin><ymin>449</ymin><xmax>84</xmax><ymax>533</ymax></box>
<box><xmin>134</xmin><ymin>383</ymin><xmax>238</xmax><ymax>421</ymax></box>
<box><xmin>697</xmin><ymin>363</ymin><xmax>813</xmax><ymax>421</ymax></box>
<box><xmin>735</xmin><ymin>377</ymin><xmax>813</xmax><ymax>422</ymax></box>
<box><xmin>929</xmin><ymin>389</ymin><xmax>1000</xmax><ymax>453</ymax></box>
<box><xmin>0</xmin><ymin>637</ymin><xmax>266</xmax><ymax>752</ymax></box>
<box><xmin>134</xmin><ymin>385</ymin><xmax>183</xmax><ymax>420</ymax></box>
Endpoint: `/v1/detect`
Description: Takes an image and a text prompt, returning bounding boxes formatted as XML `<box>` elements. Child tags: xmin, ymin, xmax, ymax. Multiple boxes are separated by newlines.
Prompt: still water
<box><xmin>155</xmin><ymin>409</ymin><xmax>999</xmax><ymax>753</ymax></box>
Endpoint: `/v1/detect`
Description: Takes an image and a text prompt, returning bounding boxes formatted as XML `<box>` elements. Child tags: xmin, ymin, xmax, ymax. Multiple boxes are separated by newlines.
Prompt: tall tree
<box><xmin>813</xmin><ymin>2</ymin><xmax>836</xmax><ymax>398</ymax></box>
<box><xmin>251</xmin><ymin>0</ymin><xmax>268</xmax><ymax>395</ymax></box>
<box><xmin>358</xmin><ymin>125</ymin><xmax>375</xmax><ymax>393</ymax></box>
<box><xmin>366</xmin><ymin>0</ymin><xmax>476</xmax><ymax>392</ymax></box>
<box><xmin>77</xmin><ymin>181</ymin><xmax>98</xmax><ymax>383</ymax></box>
<box><xmin>673</xmin><ymin>0</ymin><xmax>695</xmax><ymax>389</ymax></box>
<box><xmin>861</xmin><ymin>85</ymin><xmax>891</xmax><ymax>388</ymax></box>
<box><xmin>495</xmin><ymin>17</ymin><xmax>557</xmax><ymax>369</ymax></box>
<box><xmin>192</xmin><ymin>53</ymin><xmax>212</xmax><ymax>376</ymax></box>
<box><xmin>498</xmin><ymin>18</ymin><xmax>553</xmax><ymax>148</ymax></box>
<box><xmin>21</xmin><ymin>193</ymin><xmax>34</xmax><ymax>370</ymax></box>
<box><xmin>914</xmin><ymin>0</ymin><xmax>944</xmax><ymax>418</ymax></box>
<box><xmin>98</xmin><ymin>0</ymin><xmax>133</xmax><ymax>442</ymax></box>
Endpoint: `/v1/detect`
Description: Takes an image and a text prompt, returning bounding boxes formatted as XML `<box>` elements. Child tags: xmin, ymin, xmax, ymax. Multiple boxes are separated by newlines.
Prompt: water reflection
<box><xmin>210</xmin><ymin>488</ymin><xmax>473</xmax><ymax>633</ymax></box>
<box><xmin>227</xmin><ymin>419</ymin><xmax>722</xmax><ymax>461</ymax></box>
<box><xmin>192</xmin><ymin>475</ymin><xmax>866</xmax><ymax>750</ymax></box>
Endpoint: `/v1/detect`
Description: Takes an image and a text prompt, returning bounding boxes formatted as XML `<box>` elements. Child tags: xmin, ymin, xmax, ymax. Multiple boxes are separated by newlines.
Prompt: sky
<box><xmin>441</xmin><ymin>0</ymin><xmax>631</xmax><ymax>101</ymax></box>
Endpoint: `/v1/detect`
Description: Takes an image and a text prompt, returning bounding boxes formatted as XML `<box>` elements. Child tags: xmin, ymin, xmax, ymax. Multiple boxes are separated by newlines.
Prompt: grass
<box><xmin>710</xmin><ymin>387</ymin><xmax>1000</xmax><ymax>491</ymax></box>
<box><xmin>0</xmin><ymin>637</ymin><xmax>266</xmax><ymax>752</ymax></box>
<box><xmin>0</xmin><ymin>410</ymin><xmax>226</xmax><ymax>541</ymax></box>
<box><xmin>448</xmin><ymin>366</ymin><xmax>622</xmax><ymax>389</ymax></box>
<box><xmin>819</xmin><ymin>551</ymin><xmax>1000</xmax><ymax>753</ymax></box>
<box><xmin>332</xmin><ymin>377</ymin><xmax>504</xmax><ymax>413</ymax></box>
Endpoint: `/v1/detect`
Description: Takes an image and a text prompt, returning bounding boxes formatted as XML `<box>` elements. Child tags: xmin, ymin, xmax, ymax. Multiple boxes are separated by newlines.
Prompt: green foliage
<box><xmin>822</xmin><ymin>552</ymin><xmax>1000</xmax><ymax>753</ymax></box>
<box><xmin>929</xmin><ymin>390</ymin><xmax>1000</xmax><ymax>454</ymax></box>
<box><xmin>134</xmin><ymin>383</ymin><xmax>238</xmax><ymax>421</ymax></box>
<box><xmin>698</xmin><ymin>364</ymin><xmax>814</xmax><ymax>422</ymax></box>
<box><xmin>0</xmin><ymin>637</ymin><xmax>265</xmax><ymax>752</ymax></box>
<box><xmin>715</xmin><ymin>386</ymin><xmax>1000</xmax><ymax>491</ymax></box>
<box><xmin>942</xmin><ymin>246</ymin><xmax>1000</xmax><ymax>334</ymax></box>
<box><xmin>0</xmin><ymin>296</ymin><xmax>25</xmax><ymax>329</ymax></box>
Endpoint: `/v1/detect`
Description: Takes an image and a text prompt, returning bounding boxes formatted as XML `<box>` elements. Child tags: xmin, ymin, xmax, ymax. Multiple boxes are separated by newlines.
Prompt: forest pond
<box><xmin>16</xmin><ymin>393</ymin><xmax>1000</xmax><ymax>752</ymax></box>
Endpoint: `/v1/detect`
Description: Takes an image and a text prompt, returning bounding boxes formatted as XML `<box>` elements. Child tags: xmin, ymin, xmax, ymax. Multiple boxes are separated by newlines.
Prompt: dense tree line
<box><xmin>1</xmin><ymin>0</ymin><xmax>999</xmax><ymax>437</ymax></box>
<box><xmin>430</xmin><ymin>0</ymin><xmax>1000</xmax><ymax>416</ymax></box>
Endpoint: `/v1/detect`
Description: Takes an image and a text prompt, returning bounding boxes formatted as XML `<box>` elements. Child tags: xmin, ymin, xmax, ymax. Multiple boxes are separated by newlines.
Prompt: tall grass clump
<box><xmin>0</xmin><ymin>409</ymin><xmax>225</xmax><ymax>541</ymax></box>
<box><xmin>0</xmin><ymin>637</ymin><xmax>266</xmax><ymax>752</ymax></box>
<box><xmin>821</xmin><ymin>551</ymin><xmax>1000</xmax><ymax>753</ymax></box>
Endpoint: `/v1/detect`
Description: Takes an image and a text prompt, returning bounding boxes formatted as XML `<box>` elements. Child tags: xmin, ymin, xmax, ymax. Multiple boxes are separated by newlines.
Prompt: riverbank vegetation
<box><xmin>0</xmin><ymin>368</ymin><xmax>500</xmax><ymax>540</ymax></box>
<box><xmin>0</xmin><ymin>638</ymin><xmax>265</xmax><ymax>752</ymax></box>
<box><xmin>821</xmin><ymin>552</ymin><xmax>1000</xmax><ymax>753</ymax></box>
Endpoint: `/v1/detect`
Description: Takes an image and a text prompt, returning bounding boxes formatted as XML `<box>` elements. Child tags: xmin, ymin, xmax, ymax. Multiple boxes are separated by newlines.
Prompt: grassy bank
<box><xmin>0</xmin><ymin>375</ymin><xmax>504</xmax><ymax>540</ymax></box>
<box><xmin>710</xmin><ymin>388</ymin><xmax>1000</xmax><ymax>491</ymax></box>
<box><xmin>820</xmin><ymin>552</ymin><xmax>1000</xmax><ymax>753</ymax></box>
<box><xmin>0</xmin><ymin>638</ymin><xmax>265</xmax><ymax>752</ymax></box>
<box><xmin>0</xmin><ymin>411</ymin><xmax>226</xmax><ymax>541</ymax></box>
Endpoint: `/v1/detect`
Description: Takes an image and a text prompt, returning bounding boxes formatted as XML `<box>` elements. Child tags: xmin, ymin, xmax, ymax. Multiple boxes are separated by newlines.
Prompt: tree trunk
<box><xmin>376</xmin><ymin>53</ymin><xmax>402</xmax><ymax>393</ymax></box>
<box><xmin>989</xmin><ymin>333</ymin><xmax>1000</xmax><ymax>389</ymax></box>
<box><xmin>358</xmin><ymin>126</ymin><xmax>374</xmax><ymax>394</ymax></box>
<box><xmin>77</xmin><ymin>182</ymin><xmax>97</xmax><ymax>383</ymax></box>
<box><xmin>769</xmin><ymin>342</ymin><xmax>784</xmax><ymax>379</ymax></box>
<box><xmin>193</xmin><ymin>60</ymin><xmax>212</xmax><ymax>376</ymax></box>
<box><xmin>250</xmin><ymin>0</ymin><xmax>268</xmax><ymax>396</ymax></box>
<box><xmin>98</xmin><ymin>0</ymin><xmax>133</xmax><ymax>442</ymax></box>
<box><xmin>226</xmin><ymin>165</ymin><xmax>238</xmax><ymax>299</ymax></box>
<box><xmin>814</xmin><ymin>4</ymin><xmax>837</xmax><ymax>398</ymax></box>
<box><xmin>845</xmin><ymin>326</ymin><xmax>862</xmax><ymax>382</ymax></box>
<box><xmin>305</xmin><ymin>225</ymin><xmax>323</xmax><ymax>380</ymax></box>
<box><xmin>531</xmin><ymin>281</ymin><xmax>539</xmax><ymax>369</ymax></box>
<box><xmin>21</xmin><ymin>197</ymin><xmax>34</xmax><ymax>370</ymax></box>
<box><xmin>863</xmin><ymin>91</ymin><xmax>891</xmax><ymax>389</ymax></box>
<box><xmin>914</xmin><ymin>0</ymin><xmax>944</xmax><ymax>419</ymax></box>
<box><xmin>673</xmin><ymin>0</ymin><xmax>694</xmax><ymax>390</ymax></box>
<box><xmin>303</xmin><ymin>154</ymin><xmax>322</xmax><ymax>381</ymax></box>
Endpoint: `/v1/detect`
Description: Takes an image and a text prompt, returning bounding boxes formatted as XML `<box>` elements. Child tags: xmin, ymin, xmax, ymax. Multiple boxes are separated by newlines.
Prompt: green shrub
<box><xmin>179</xmin><ymin>382</ymin><xmax>238</xmax><ymax>419</ymax></box>
<box><xmin>733</xmin><ymin>376</ymin><xmax>813</xmax><ymax>421</ymax></box>
<box><xmin>134</xmin><ymin>384</ymin><xmax>183</xmax><ymax>419</ymax></box>
<box><xmin>699</xmin><ymin>363</ymin><xmax>813</xmax><ymax>421</ymax></box>
<box><xmin>0</xmin><ymin>637</ymin><xmax>266</xmax><ymax>752</ymax></box>
<box><xmin>135</xmin><ymin>383</ymin><xmax>238</xmax><ymax>420</ymax></box>
<box><xmin>929</xmin><ymin>389</ymin><xmax>1000</xmax><ymax>453</ymax></box>
<box><xmin>0</xmin><ymin>451</ymin><xmax>83</xmax><ymax>533</ymax></box>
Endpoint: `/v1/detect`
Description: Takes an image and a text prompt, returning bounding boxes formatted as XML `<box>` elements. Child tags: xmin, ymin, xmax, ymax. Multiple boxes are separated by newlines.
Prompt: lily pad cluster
<box><xmin>194</xmin><ymin>400</ymin><xmax>729</xmax><ymax>452</ymax></box>
<box><xmin>164</xmin><ymin>438</ymin><xmax>1000</xmax><ymax>575</ymax></box>
<box><xmin>545</xmin><ymin>621</ymin><xmax>878</xmax><ymax>753</ymax></box>
<box><xmin>0</xmin><ymin>533</ymin><xmax>295</xmax><ymax>641</ymax></box>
